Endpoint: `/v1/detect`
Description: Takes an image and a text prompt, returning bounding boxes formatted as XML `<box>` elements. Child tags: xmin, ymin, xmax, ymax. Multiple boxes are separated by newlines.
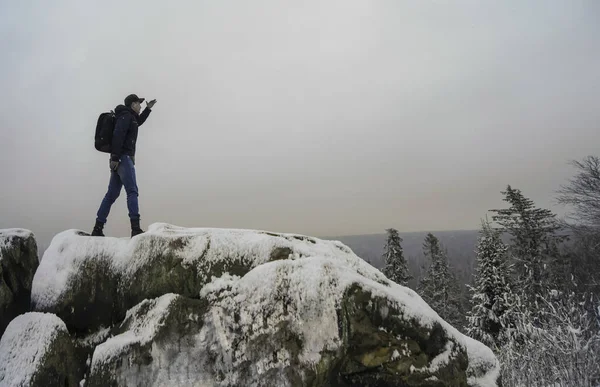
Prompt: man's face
<box><xmin>131</xmin><ymin>101</ymin><xmax>141</xmax><ymax>114</ymax></box>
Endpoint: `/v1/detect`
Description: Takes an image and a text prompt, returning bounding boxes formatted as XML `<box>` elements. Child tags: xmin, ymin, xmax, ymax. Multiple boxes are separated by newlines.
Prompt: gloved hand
<box><xmin>110</xmin><ymin>160</ymin><xmax>120</xmax><ymax>171</ymax></box>
<box><xmin>146</xmin><ymin>99</ymin><xmax>157</xmax><ymax>109</ymax></box>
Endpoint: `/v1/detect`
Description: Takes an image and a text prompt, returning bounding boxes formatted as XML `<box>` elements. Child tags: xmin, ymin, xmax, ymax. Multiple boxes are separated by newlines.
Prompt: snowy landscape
<box><xmin>1</xmin><ymin>224</ymin><xmax>499</xmax><ymax>386</ymax></box>
<box><xmin>1</xmin><ymin>161</ymin><xmax>600</xmax><ymax>385</ymax></box>
<box><xmin>2</xmin><ymin>1</ymin><xmax>600</xmax><ymax>386</ymax></box>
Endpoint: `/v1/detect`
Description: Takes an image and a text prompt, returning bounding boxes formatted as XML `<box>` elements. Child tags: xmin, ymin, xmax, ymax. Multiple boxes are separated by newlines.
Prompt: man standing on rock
<box><xmin>91</xmin><ymin>94</ymin><xmax>157</xmax><ymax>238</ymax></box>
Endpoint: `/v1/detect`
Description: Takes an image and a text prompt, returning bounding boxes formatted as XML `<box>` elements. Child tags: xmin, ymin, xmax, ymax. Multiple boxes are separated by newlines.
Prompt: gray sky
<box><xmin>1</xmin><ymin>0</ymin><xmax>599</xmax><ymax>250</ymax></box>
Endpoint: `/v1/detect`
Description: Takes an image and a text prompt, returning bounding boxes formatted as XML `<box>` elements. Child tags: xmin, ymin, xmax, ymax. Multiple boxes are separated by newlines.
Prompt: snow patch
<box><xmin>31</xmin><ymin>229</ymin><xmax>130</xmax><ymax>309</ymax></box>
<box><xmin>90</xmin><ymin>293</ymin><xmax>217</xmax><ymax>387</ymax></box>
<box><xmin>464</xmin><ymin>335</ymin><xmax>501</xmax><ymax>387</ymax></box>
<box><xmin>0</xmin><ymin>228</ymin><xmax>33</xmax><ymax>262</ymax></box>
<box><xmin>91</xmin><ymin>293</ymin><xmax>179</xmax><ymax>372</ymax></box>
<box><xmin>410</xmin><ymin>341</ymin><xmax>457</xmax><ymax>374</ymax></box>
<box><xmin>0</xmin><ymin>228</ymin><xmax>33</xmax><ymax>241</ymax></box>
<box><xmin>0</xmin><ymin>312</ymin><xmax>67</xmax><ymax>387</ymax></box>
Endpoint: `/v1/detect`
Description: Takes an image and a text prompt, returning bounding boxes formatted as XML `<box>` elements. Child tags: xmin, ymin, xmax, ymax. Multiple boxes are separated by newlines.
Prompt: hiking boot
<box><xmin>91</xmin><ymin>221</ymin><xmax>105</xmax><ymax>237</ymax></box>
<box><xmin>131</xmin><ymin>219</ymin><xmax>144</xmax><ymax>238</ymax></box>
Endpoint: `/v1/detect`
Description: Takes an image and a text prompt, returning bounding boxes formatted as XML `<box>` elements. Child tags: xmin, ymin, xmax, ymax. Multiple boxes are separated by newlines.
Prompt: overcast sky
<box><xmin>1</xmin><ymin>0</ymin><xmax>599</xmax><ymax>249</ymax></box>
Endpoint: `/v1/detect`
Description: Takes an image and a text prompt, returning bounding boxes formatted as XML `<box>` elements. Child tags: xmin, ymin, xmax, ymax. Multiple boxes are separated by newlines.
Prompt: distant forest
<box><xmin>329</xmin><ymin>230</ymin><xmax>479</xmax><ymax>291</ymax></box>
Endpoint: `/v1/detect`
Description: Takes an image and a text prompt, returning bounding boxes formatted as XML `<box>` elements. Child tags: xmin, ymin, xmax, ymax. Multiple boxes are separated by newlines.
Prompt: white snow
<box><xmin>91</xmin><ymin>293</ymin><xmax>179</xmax><ymax>371</ymax></box>
<box><xmin>31</xmin><ymin>229</ymin><xmax>131</xmax><ymax>309</ymax></box>
<box><xmin>198</xmin><ymin>255</ymin><xmax>499</xmax><ymax>384</ymax></box>
<box><xmin>0</xmin><ymin>228</ymin><xmax>33</xmax><ymax>241</ymax></box>
<box><xmin>413</xmin><ymin>341</ymin><xmax>457</xmax><ymax>373</ymax></box>
<box><xmin>464</xmin><ymin>335</ymin><xmax>501</xmax><ymax>387</ymax></box>
<box><xmin>0</xmin><ymin>312</ymin><xmax>68</xmax><ymax>387</ymax></box>
<box><xmin>34</xmin><ymin>224</ymin><xmax>499</xmax><ymax>386</ymax></box>
<box><xmin>31</xmin><ymin>223</ymin><xmax>378</xmax><ymax>310</ymax></box>
<box><xmin>0</xmin><ymin>228</ymin><xmax>33</xmax><ymax>262</ymax></box>
<box><xmin>90</xmin><ymin>293</ymin><xmax>217</xmax><ymax>387</ymax></box>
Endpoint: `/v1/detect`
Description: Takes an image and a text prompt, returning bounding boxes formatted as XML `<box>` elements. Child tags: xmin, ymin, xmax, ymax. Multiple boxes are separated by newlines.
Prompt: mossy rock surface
<box><xmin>31</xmin><ymin>225</ymin><xmax>360</xmax><ymax>333</ymax></box>
<box><xmin>0</xmin><ymin>312</ymin><xmax>81</xmax><ymax>387</ymax></box>
<box><xmin>0</xmin><ymin>229</ymin><xmax>38</xmax><ymax>337</ymax></box>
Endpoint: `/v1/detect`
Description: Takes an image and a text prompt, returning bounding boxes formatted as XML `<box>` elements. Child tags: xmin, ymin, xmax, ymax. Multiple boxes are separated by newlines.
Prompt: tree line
<box><xmin>381</xmin><ymin>156</ymin><xmax>600</xmax><ymax>386</ymax></box>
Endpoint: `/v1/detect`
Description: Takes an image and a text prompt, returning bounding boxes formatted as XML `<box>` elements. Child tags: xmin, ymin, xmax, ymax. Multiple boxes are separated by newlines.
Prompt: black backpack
<box><xmin>94</xmin><ymin>111</ymin><xmax>116</xmax><ymax>153</ymax></box>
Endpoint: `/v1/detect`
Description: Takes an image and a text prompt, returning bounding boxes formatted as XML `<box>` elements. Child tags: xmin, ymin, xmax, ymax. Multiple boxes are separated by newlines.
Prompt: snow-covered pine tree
<box><xmin>490</xmin><ymin>185</ymin><xmax>567</xmax><ymax>307</ymax></box>
<box><xmin>382</xmin><ymin>228</ymin><xmax>412</xmax><ymax>286</ymax></box>
<box><xmin>418</xmin><ymin>233</ymin><xmax>464</xmax><ymax>328</ymax></box>
<box><xmin>467</xmin><ymin>220</ymin><xmax>515</xmax><ymax>348</ymax></box>
<box><xmin>418</xmin><ymin>233</ymin><xmax>441</xmax><ymax>305</ymax></box>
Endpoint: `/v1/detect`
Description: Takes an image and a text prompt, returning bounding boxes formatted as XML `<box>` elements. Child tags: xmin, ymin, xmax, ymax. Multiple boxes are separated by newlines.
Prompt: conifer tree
<box><xmin>382</xmin><ymin>228</ymin><xmax>412</xmax><ymax>286</ymax></box>
<box><xmin>418</xmin><ymin>233</ymin><xmax>463</xmax><ymax>327</ymax></box>
<box><xmin>491</xmin><ymin>185</ymin><xmax>567</xmax><ymax>305</ymax></box>
<box><xmin>467</xmin><ymin>220</ymin><xmax>515</xmax><ymax>348</ymax></box>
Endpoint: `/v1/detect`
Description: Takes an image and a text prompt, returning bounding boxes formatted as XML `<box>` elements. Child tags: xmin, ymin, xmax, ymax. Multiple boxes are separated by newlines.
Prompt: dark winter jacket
<box><xmin>110</xmin><ymin>105</ymin><xmax>151</xmax><ymax>161</ymax></box>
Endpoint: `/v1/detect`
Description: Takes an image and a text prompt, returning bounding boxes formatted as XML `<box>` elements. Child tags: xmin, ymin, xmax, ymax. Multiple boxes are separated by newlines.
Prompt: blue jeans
<box><xmin>96</xmin><ymin>155</ymin><xmax>140</xmax><ymax>223</ymax></box>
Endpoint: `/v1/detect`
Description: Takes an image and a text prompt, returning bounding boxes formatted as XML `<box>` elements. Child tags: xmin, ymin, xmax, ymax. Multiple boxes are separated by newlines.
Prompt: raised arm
<box><xmin>138</xmin><ymin>99</ymin><xmax>156</xmax><ymax>126</ymax></box>
<box><xmin>137</xmin><ymin>107</ymin><xmax>152</xmax><ymax>126</ymax></box>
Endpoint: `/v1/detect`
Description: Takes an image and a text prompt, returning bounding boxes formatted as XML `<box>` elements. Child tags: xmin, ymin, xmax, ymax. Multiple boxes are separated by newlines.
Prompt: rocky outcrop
<box><xmin>22</xmin><ymin>223</ymin><xmax>499</xmax><ymax>386</ymax></box>
<box><xmin>31</xmin><ymin>224</ymin><xmax>359</xmax><ymax>333</ymax></box>
<box><xmin>0</xmin><ymin>229</ymin><xmax>38</xmax><ymax>337</ymax></box>
<box><xmin>0</xmin><ymin>312</ymin><xmax>80</xmax><ymax>387</ymax></box>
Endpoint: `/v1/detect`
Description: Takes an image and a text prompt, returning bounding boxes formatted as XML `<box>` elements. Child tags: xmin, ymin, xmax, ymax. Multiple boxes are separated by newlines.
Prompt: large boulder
<box><xmin>0</xmin><ymin>312</ymin><xmax>80</xmax><ymax>387</ymax></box>
<box><xmin>31</xmin><ymin>223</ymin><xmax>361</xmax><ymax>333</ymax></box>
<box><xmin>32</xmin><ymin>224</ymin><xmax>500</xmax><ymax>386</ymax></box>
<box><xmin>0</xmin><ymin>229</ymin><xmax>38</xmax><ymax>337</ymax></box>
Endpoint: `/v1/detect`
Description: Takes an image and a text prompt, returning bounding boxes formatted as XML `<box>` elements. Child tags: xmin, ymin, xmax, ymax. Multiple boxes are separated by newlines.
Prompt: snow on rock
<box><xmin>30</xmin><ymin>223</ymin><xmax>371</xmax><ymax>332</ymax></box>
<box><xmin>88</xmin><ymin>294</ymin><xmax>214</xmax><ymax>387</ymax></box>
<box><xmin>0</xmin><ymin>229</ymin><xmax>33</xmax><ymax>254</ymax></box>
<box><xmin>194</xmin><ymin>256</ymin><xmax>475</xmax><ymax>386</ymax></box>
<box><xmin>0</xmin><ymin>228</ymin><xmax>38</xmax><ymax>337</ymax></box>
<box><xmin>91</xmin><ymin>250</ymin><xmax>497</xmax><ymax>385</ymax></box>
<box><xmin>464</xmin><ymin>336</ymin><xmax>501</xmax><ymax>387</ymax></box>
<box><xmin>0</xmin><ymin>312</ymin><xmax>79</xmax><ymax>387</ymax></box>
<box><xmin>32</xmin><ymin>224</ymin><xmax>499</xmax><ymax>386</ymax></box>
<box><xmin>92</xmin><ymin>293</ymin><xmax>179</xmax><ymax>366</ymax></box>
